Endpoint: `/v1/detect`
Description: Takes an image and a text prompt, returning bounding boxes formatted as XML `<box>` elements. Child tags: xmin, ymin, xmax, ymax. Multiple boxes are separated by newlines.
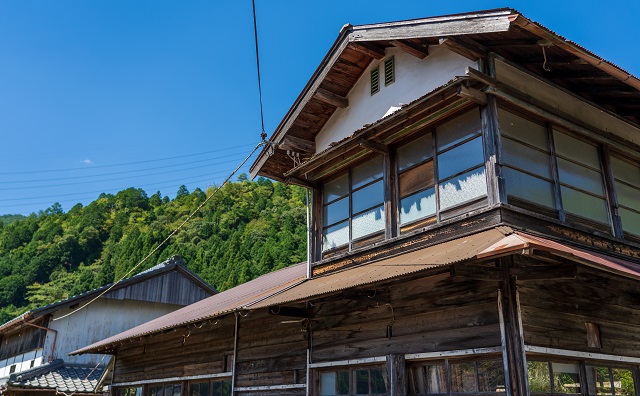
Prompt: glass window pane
<box><xmin>211</xmin><ymin>382</ymin><xmax>221</xmax><ymax>396</ymax></box>
<box><xmin>586</xmin><ymin>366</ymin><xmax>612</xmax><ymax>396</ymax></box>
<box><xmin>397</xmin><ymin>133</ymin><xmax>433</xmax><ymax>171</ymax></box>
<box><xmin>337</xmin><ymin>371</ymin><xmax>349</xmax><ymax>395</ymax></box>
<box><xmin>165</xmin><ymin>385</ymin><xmax>174</xmax><ymax>396</ymax></box>
<box><xmin>554</xmin><ymin>130</ymin><xmax>600</xmax><ymax>168</ymax></box>
<box><xmin>427</xmin><ymin>364</ymin><xmax>448</xmax><ymax>394</ymax></box>
<box><xmin>352</xmin><ymin>180</ymin><xmax>384</xmax><ymax>214</ymax></box>
<box><xmin>552</xmin><ymin>362</ymin><xmax>581</xmax><ymax>394</ymax></box>
<box><xmin>323</xmin><ymin>221</ymin><xmax>349</xmax><ymax>251</ymax></box>
<box><xmin>503</xmin><ymin>138</ymin><xmax>553</xmax><ymax>179</ymax></box>
<box><xmin>399</xmin><ymin>160</ymin><xmax>435</xmax><ymax>197</ymax></box>
<box><xmin>611</xmin><ymin>156</ymin><xmax>640</xmax><ymax>186</ymax></box>
<box><xmin>356</xmin><ymin>370</ymin><xmax>369</xmax><ymax>394</ymax></box>
<box><xmin>504</xmin><ymin>167</ymin><xmax>556</xmax><ymax>209</ymax></box>
<box><xmin>173</xmin><ymin>385</ymin><xmax>182</xmax><ymax>396</ymax></box>
<box><xmin>409</xmin><ymin>366</ymin><xmax>427</xmax><ymax>394</ymax></box>
<box><xmin>221</xmin><ymin>381</ymin><xmax>231</xmax><ymax>396</ymax></box>
<box><xmin>620</xmin><ymin>207</ymin><xmax>640</xmax><ymax>235</ymax></box>
<box><xmin>439</xmin><ymin>167</ymin><xmax>487</xmax><ymax>210</ymax></box>
<box><xmin>437</xmin><ymin>109</ymin><xmax>482</xmax><ymax>151</ymax></box>
<box><xmin>612</xmin><ymin>368</ymin><xmax>635</xmax><ymax>396</ymax></box>
<box><xmin>352</xmin><ymin>155</ymin><xmax>383</xmax><ymax>189</ymax></box>
<box><xmin>528</xmin><ymin>361</ymin><xmax>551</xmax><ymax>394</ymax></box>
<box><xmin>477</xmin><ymin>360</ymin><xmax>506</xmax><ymax>393</ymax></box>
<box><xmin>321</xmin><ymin>372</ymin><xmax>337</xmax><ymax>396</ymax></box>
<box><xmin>557</xmin><ymin>158</ymin><xmax>604</xmax><ymax>196</ymax></box>
<box><xmin>450</xmin><ymin>362</ymin><xmax>476</xmax><ymax>393</ymax></box>
<box><xmin>370</xmin><ymin>368</ymin><xmax>386</xmax><ymax>393</ymax></box>
<box><xmin>324</xmin><ymin>197</ymin><xmax>349</xmax><ymax>226</ymax></box>
<box><xmin>498</xmin><ymin>108</ymin><xmax>548</xmax><ymax>150</ymax></box>
<box><xmin>561</xmin><ymin>186</ymin><xmax>609</xmax><ymax>224</ymax></box>
<box><xmin>615</xmin><ymin>181</ymin><xmax>640</xmax><ymax>211</ymax></box>
<box><xmin>437</xmin><ymin>136</ymin><xmax>484</xmax><ymax>180</ymax></box>
<box><xmin>324</xmin><ymin>173</ymin><xmax>349</xmax><ymax>203</ymax></box>
<box><xmin>352</xmin><ymin>206</ymin><xmax>385</xmax><ymax>240</ymax></box>
<box><xmin>400</xmin><ymin>187</ymin><xmax>436</xmax><ymax>225</ymax></box>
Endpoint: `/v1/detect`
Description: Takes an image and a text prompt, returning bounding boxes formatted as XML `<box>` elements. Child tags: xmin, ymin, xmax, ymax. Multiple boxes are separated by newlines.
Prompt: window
<box><xmin>585</xmin><ymin>366</ymin><xmax>635</xmax><ymax>396</ymax></box>
<box><xmin>500</xmin><ymin>108</ymin><xmax>612</xmax><ymax>229</ymax></box>
<box><xmin>116</xmin><ymin>387</ymin><xmax>142</xmax><ymax>396</ymax></box>
<box><xmin>611</xmin><ymin>154</ymin><xmax>640</xmax><ymax>236</ymax></box>
<box><xmin>150</xmin><ymin>383</ymin><xmax>182</xmax><ymax>396</ymax></box>
<box><xmin>397</xmin><ymin>108</ymin><xmax>486</xmax><ymax>232</ymax></box>
<box><xmin>408</xmin><ymin>358</ymin><xmax>505</xmax><ymax>395</ymax></box>
<box><xmin>322</xmin><ymin>155</ymin><xmax>385</xmax><ymax>252</ymax></box>
<box><xmin>9</xmin><ymin>364</ymin><xmax>16</xmax><ymax>374</ymax></box>
<box><xmin>190</xmin><ymin>379</ymin><xmax>231</xmax><ymax>396</ymax></box>
<box><xmin>319</xmin><ymin>366</ymin><xmax>387</xmax><ymax>395</ymax></box>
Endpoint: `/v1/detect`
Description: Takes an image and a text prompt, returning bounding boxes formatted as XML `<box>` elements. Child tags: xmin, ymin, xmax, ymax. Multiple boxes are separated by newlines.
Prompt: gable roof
<box><xmin>0</xmin><ymin>255</ymin><xmax>216</xmax><ymax>334</ymax></box>
<box><xmin>250</xmin><ymin>8</ymin><xmax>640</xmax><ymax>181</ymax></box>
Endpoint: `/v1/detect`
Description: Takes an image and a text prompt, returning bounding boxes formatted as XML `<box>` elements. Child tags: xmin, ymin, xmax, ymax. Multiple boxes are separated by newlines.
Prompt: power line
<box><xmin>0</xmin><ymin>143</ymin><xmax>255</xmax><ymax>175</ymax></box>
<box><xmin>252</xmin><ymin>0</ymin><xmax>266</xmax><ymax>141</ymax></box>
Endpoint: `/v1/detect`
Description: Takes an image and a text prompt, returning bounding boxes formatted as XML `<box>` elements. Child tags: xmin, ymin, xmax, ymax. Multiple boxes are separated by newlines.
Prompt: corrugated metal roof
<box><xmin>72</xmin><ymin>262</ymin><xmax>307</xmax><ymax>355</ymax></box>
<box><xmin>478</xmin><ymin>232</ymin><xmax>640</xmax><ymax>279</ymax></box>
<box><xmin>249</xmin><ymin>228</ymin><xmax>511</xmax><ymax>309</ymax></box>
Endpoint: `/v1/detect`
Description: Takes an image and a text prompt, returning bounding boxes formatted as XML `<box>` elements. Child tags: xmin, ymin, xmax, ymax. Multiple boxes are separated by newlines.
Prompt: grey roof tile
<box><xmin>8</xmin><ymin>360</ymin><xmax>104</xmax><ymax>394</ymax></box>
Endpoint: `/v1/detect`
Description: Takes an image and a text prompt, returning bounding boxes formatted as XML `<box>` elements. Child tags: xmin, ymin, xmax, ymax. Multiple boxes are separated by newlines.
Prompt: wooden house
<box><xmin>0</xmin><ymin>256</ymin><xmax>216</xmax><ymax>396</ymax></box>
<box><xmin>74</xmin><ymin>9</ymin><xmax>640</xmax><ymax>396</ymax></box>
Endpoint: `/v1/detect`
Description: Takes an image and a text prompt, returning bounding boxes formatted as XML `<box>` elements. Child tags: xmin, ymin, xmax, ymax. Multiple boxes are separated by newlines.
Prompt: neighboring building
<box><xmin>0</xmin><ymin>256</ymin><xmax>216</xmax><ymax>396</ymax></box>
<box><xmin>74</xmin><ymin>9</ymin><xmax>640</xmax><ymax>396</ymax></box>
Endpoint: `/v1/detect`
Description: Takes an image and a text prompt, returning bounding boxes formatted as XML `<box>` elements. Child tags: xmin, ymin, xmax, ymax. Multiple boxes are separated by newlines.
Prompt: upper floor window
<box><xmin>397</xmin><ymin>109</ymin><xmax>486</xmax><ymax>232</ymax></box>
<box><xmin>611</xmin><ymin>154</ymin><xmax>640</xmax><ymax>237</ymax></box>
<box><xmin>323</xmin><ymin>155</ymin><xmax>385</xmax><ymax>252</ymax></box>
<box><xmin>408</xmin><ymin>357</ymin><xmax>505</xmax><ymax>395</ymax></box>
<box><xmin>500</xmin><ymin>108</ymin><xmax>611</xmax><ymax>230</ymax></box>
<box><xmin>319</xmin><ymin>365</ymin><xmax>387</xmax><ymax>396</ymax></box>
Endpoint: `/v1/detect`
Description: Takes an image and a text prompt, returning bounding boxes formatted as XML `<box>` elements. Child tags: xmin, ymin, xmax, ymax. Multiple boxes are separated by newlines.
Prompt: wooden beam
<box><xmin>457</xmin><ymin>85</ymin><xmax>487</xmax><ymax>105</ymax></box>
<box><xmin>509</xmin><ymin>264</ymin><xmax>576</xmax><ymax>281</ymax></box>
<box><xmin>314</xmin><ymin>87</ymin><xmax>349</xmax><ymax>108</ymax></box>
<box><xmin>358</xmin><ymin>138</ymin><xmax>388</xmax><ymax>154</ymax></box>
<box><xmin>278</xmin><ymin>135</ymin><xmax>315</xmax><ymax>153</ymax></box>
<box><xmin>439</xmin><ymin>37</ymin><xmax>487</xmax><ymax>61</ymax></box>
<box><xmin>390</xmin><ymin>40</ymin><xmax>429</xmax><ymax>59</ymax></box>
<box><xmin>284</xmin><ymin>176</ymin><xmax>316</xmax><ymax>189</ymax></box>
<box><xmin>268</xmin><ymin>306</ymin><xmax>313</xmax><ymax>318</ymax></box>
<box><xmin>387</xmin><ymin>354</ymin><xmax>407</xmax><ymax>396</ymax></box>
<box><xmin>349</xmin><ymin>42</ymin><xmax>385</xmax><ymax>60</ymax></box>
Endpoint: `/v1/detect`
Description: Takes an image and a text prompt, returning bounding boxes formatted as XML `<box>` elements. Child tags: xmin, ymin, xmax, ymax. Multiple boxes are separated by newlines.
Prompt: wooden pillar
<box><xmin>498</xmin><ymin>257</ymin><xmax>528</xmax><ymax>396</ymax></box>
<box><xmin>231</xmin><ymin>312</ymin><xmax>240</xmax><ymax>395</ymax></box>
<box><xmin>386</xmin><ymin>354</ymin><xmax>406</xmax><ymax>396</ymax></box>
<box><xmin>481</xmin><ymin>95</ymin><xmax>505</xmax><ymax>206</ymax></box>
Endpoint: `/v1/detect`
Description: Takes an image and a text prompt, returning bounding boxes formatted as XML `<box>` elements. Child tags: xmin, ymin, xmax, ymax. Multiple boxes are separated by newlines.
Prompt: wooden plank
<box><xmin>348</xmin><ymin>42</ymin><xmax>385</xmax><ymax>60</ymax></box>
<box><xmin>390</xmin><ymin>40</ymin><xmax>429</xmax><ymax>59</ymax></box>
<box><xmin>357</xmin><ymin>138</ymin><xmax>388</xmax><ymax>154</ymax></box>
<box><xmin>386</xmin><ymin>354</ymin><xmax>407</xmax><ymax>396</ymax></box>
<box><xmin>439</xmin><ymin>37</ymin><xmax>488</xmax><ymax>61</ymax></box>
<box><xmin>457</xmin><ymin>85</ymin><xmax>487</xmax><ymax>105</ymax></box>
<box><xmin>523</xmin><ymin>345</ymin><xmax>640</xmax><ymax>364</ymax></box>
<box><xmin>314</xmin><ymin>88</ymin><xmax>349</xmax><ymax>108</ymax></box>
<box><xmin>279</xmin><ymin>136</ymin><xmax>316</xmax><ymax>154</ymax></box>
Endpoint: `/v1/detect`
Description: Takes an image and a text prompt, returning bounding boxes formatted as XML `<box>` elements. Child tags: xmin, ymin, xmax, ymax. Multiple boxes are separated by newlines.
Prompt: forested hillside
<box><xmin>0</xmin><ymin>176</ymin><xmax>307</xmax><ymax>323</ymax></box>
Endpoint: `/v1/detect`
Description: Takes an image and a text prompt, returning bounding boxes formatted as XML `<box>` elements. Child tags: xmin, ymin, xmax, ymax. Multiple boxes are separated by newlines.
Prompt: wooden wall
<box><xmin>518</xmin><ymin>263</ymin><xmax>640</xmax><ymax>357</ymax></box>
<box><xmin>0</xmin><ymin>326</ymin><xmax>46</xmax><ymax>360</ymax></box>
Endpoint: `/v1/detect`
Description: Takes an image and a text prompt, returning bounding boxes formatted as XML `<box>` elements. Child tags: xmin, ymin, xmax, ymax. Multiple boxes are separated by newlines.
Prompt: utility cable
<box><xmin>251</xmin><ymin>0</ymin><xmax>267</xmax><ymax>141</ymax></box>
<box><xmin>53</xmin><ymin>141</ymin><xmax>265</xmax><ymax>321</ymax></box>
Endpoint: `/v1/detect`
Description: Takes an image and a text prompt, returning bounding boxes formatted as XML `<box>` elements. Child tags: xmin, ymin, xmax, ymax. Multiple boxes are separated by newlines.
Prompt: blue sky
<box><xmin>1</xmin><ymin>0</ymin><xmax>638</xmax><ymax>215</ymax></box>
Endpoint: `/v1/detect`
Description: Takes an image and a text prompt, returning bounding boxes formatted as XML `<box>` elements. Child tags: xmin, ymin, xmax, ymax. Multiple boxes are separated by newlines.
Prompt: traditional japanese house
<box><xmin>74</xmin><ymin>9</ymin><xmax>640</xmax><ymax>396</ymax></box>
<box><xmin>0</xmin><ymin>256</ymin><xmax>216</xmax><ymax>396</ymax></box>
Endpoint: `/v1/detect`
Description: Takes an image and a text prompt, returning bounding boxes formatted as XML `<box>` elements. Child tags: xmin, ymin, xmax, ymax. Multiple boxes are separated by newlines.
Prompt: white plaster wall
<box><xmin>0</xmin><ymin>351</ymin><xmax>43</xmax><ymax>380</ymax></box>
<box><xmin>43</xmin><ymin>299</ymin><xmax>182</xmax><ymax>366</ymax></box>
<box><xmin>315</xmin><ymin>45</ymin><xmax>478</xmax><ymax>152</ymax></box>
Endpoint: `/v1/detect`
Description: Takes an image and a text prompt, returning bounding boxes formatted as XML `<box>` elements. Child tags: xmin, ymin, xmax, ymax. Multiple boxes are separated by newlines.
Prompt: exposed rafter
<box><xmin>314</xmin><ymin>88</ymin><xmax>349</xmax><ymax>108</ymax></box>
<box><xmin>390</xmin><ymin>40</ymin><xmax>429</xmax><ymax>59</ymax></box>
<box><xmin>349</xmin><ymin>42</ymin><xmax>385</xmax><ymax>60</ymax></box>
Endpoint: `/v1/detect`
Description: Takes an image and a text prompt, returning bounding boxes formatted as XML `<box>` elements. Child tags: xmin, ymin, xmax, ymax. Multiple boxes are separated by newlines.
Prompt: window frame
<box><xmin>316</xmin><ymin>364</ymin><xmax>388</xmax><ymax>396</ymax></box>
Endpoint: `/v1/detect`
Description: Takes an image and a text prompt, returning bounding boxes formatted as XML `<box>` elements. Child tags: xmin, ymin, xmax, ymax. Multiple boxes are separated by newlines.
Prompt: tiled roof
<box><xmin>7</xmin><ymin>360</ymin><xmax>103</xmax><ymax>394</ymax></box>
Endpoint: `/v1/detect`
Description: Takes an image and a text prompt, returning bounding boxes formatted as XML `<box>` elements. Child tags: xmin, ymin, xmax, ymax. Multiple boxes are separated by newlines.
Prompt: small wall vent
<box><xmin>370</xmin><ymin>66</ymin><xmax>380</xmax><ymax>95</ymax></box>
<box><xmin>384</xmin><ymin>56</ymin><xmax>395</xmax><ymax>86</ymax></box>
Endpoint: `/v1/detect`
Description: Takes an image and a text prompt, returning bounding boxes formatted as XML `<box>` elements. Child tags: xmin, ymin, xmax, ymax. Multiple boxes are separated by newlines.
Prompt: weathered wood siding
<box><xmin>310</xmin><ymin>272</ymin><xmax>501</xmax><ymax>362</ymax></box>
<box><xmin>104</xmin><ymin>271</ymin><xmax>212</xmax><ymax>306</ymax></box>
<box><xmin>518</xmin><ymin>264</ymin><xmax>640</xmax><ymax>357</ymax></box>
<box><xmin>114</xmin><ymin>315</ymin><xmax>235</xmax><ymax>383</ymax></box>
<box><xmin>0</xmin><ymin>326</ymin><xmax>46</xmax><ymax>360</ymax></box>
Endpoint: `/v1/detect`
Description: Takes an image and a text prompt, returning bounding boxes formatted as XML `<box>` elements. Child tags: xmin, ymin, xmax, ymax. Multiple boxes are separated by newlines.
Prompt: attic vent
<box><xmin>370</xmin><ymin>66</ymin><xmax>380</xmax><ymax>95</ymax></box>
<box><xmin>384</xmin><ymin>56</ymin><xmax>395</xmax><ymax>86</ymax></box>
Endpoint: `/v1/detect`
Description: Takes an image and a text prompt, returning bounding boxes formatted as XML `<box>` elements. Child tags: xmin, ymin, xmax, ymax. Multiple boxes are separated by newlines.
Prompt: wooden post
<box><xmin>386</xmin><ymin>354</ymin><xmax>406</xmax><ymax>396</ymax></box>
<box><xmin>481</xmin><ymin>95</ymin><xmax>503</xmax><ymax>206</ymax></box>
<box><xmin>499</xmin><ymin>257</ymin><xmax>528</xmax><ymax>396</ymax></box>
<box><xmin>231</xmin><ymin>313</ymin><xmax>239</xmax><ymax>395</ymax></box>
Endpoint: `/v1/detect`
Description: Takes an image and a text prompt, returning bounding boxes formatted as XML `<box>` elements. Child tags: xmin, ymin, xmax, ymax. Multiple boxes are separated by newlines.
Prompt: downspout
<box><xmin>25</xmin><ymin>323</ymin><xmax>57</xmax><ymax>363</ymax></box>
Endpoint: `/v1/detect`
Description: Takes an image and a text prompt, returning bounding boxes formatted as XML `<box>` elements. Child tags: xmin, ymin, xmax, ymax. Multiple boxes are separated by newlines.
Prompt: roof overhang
<box><xmin>250</xmin><ymin>8</ymin><xmax>640</xmax><ymax>182</ymax></box>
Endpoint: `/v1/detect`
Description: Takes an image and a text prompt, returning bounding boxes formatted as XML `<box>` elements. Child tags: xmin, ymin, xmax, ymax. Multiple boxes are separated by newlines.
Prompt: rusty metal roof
<box><xmin>478</xmin><ymin>232</ymin><xmax>640</xmax><ymax>280</ymax></box>
<box><xmin>249</xmin><ymin>227</ymin><xmax>512</xmax><ymax>309</ymax></box>
<box><xmin>72</xmin><ymin>262</ymin><xmax>307</xmax><ymax>355</ymax></box>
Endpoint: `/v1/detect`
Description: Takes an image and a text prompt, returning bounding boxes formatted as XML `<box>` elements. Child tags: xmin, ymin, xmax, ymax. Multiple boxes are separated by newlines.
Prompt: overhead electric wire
<box><xmin>1</xmin><ymin>151</ymin><xmax>249</xmax><ymax>185</ymax></box>
<box><xmin>251</xmin><ymin>0</ymin><xmax>266</xmax><ymax>139</ymax></box>
<box><xmin>0</xmin><ymin>143</ymin><xmax>255</xmax><ymax>175</ymax></box>
<box><xmin>54</xmin><ymin>141</ymin><xmax>265</xmax><ymax>321</ymax></box>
